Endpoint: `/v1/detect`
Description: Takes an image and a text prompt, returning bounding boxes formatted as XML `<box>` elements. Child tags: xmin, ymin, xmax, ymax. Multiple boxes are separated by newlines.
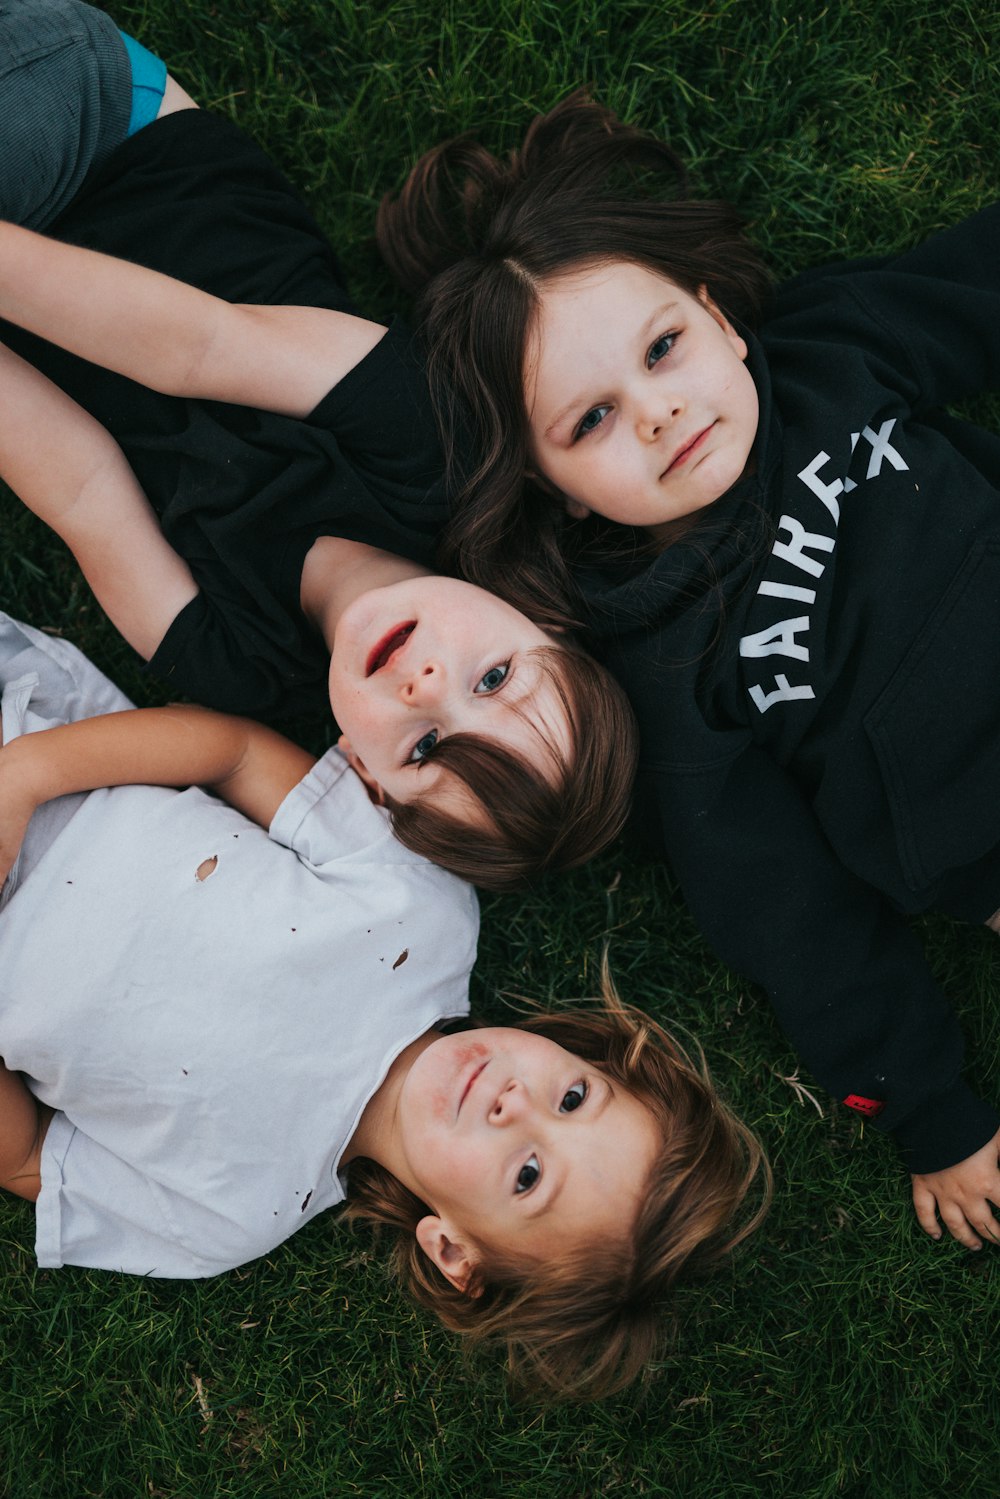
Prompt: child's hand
<box><xmin>911</xmin><ymin>1127</ymin><xmax>1000</xmax><ymax>1249</ymax></box>
<box><xmin>0</xmin><ymin>738</ymin><xmax>40</xmax><ymax>888</ymax></box>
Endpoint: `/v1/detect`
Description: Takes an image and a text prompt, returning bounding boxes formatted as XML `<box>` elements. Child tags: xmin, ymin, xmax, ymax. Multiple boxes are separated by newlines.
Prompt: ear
<box><xmin>526</xmin><ymin>469</ymin><xmax>592</xmax><ymax>523</ymax></box>
<box><xmin>415</xmin><ymin>1215</ymin><xmax>482</xmax><ymax>1296</ymax></box>
<box><xmin>697</xmin><ymin>283</ymin><xmax>748</xmax><ymax>361</ymax></box>
<box><xmin>336</xmin><ymin>735</ymin><xmax>386</xmax><ymax>806</ymax></box>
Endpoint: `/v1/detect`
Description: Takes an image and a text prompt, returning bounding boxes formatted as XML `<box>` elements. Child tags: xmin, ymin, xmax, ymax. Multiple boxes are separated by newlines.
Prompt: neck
<box><xmin>340</xmin><ymin>1027</ymin><xmax>440</xmax><ymax>1181</ymax></box>
<box><xmin>300</xmin><ymin>536</ymin><xmax>429</xmax><ymax>652</ymax></box>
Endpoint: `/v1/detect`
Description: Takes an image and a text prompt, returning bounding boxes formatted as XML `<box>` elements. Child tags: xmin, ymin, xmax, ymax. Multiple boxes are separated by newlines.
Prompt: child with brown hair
<box><xmin>377</xmin><ymin>93</ymin><xmax>1000</xmax><ymax>1249</ymax></box>
<box><xmin>0</xmin><ymin>2</ymin><xmax>637</xmax><ymax>890</ymax></box>
<box><xmin>0</xmin><ymin>611</ymin><xmax>767</xmax><ymax>1403</ymax></box>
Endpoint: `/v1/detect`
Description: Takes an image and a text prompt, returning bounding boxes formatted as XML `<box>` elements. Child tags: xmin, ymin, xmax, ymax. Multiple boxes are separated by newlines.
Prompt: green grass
<box><xmin>2</xmin><ymin>0</ymin><xmax>1000</xmax><ymax>1493</ymax></box>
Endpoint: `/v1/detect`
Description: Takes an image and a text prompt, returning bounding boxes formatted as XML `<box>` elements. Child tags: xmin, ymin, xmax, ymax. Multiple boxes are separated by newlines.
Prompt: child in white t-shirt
<box><xmin>0</xmin><ymin>614</ymin><xmax>767</xmax><ymax>1402</ymax></box>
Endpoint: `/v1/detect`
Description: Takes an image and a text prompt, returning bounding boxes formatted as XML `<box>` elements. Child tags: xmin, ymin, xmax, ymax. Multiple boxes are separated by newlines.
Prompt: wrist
<box><xmin>893</xmin><ymin>1080</ymin><xmax>1000</xmax><ymax>1174</ymax></box>
<box><xmin>0</xmin><ymin>732</ymin><xmax>51</xmax><ymax>818</ymax></box>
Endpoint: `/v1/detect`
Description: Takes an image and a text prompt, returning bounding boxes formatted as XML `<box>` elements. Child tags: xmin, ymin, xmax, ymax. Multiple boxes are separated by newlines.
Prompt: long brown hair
<box><xmin>345</xmin><ymin>969</ymin><xmax>770</xmax><ymax>1402</ymax></box>
<box><xmin>384</xmin><ymin>643</ymin><xmax>638</xmax><ymax>890</ymax></box>
<box><xmin>377</xmin><ymin>92</ymin><xmax>773</xmax><ymax>627</ymax></box>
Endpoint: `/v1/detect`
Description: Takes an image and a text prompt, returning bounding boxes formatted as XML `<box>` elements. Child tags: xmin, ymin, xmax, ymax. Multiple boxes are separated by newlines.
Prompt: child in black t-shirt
<box><xmin>0</xmin><ymin>2</ymin><xmax>638</xmax><ymax>891</ymax></box>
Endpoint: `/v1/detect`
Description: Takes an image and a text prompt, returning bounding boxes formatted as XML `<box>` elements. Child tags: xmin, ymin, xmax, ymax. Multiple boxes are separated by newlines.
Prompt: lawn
<box><xmin>2</xmin><ymin>1</ymin><xmax>999</xmax><ymax>1495</ymax></box>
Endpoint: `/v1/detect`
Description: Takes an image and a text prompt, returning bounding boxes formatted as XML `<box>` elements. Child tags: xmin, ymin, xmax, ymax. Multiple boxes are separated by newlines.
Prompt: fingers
<box><xmin>978</xmin><ymin>1213</ymin><xmax>1000</xmax><ymax>1246</ymax></box>
<box><xmin>911</xmin><ymin>1183</ymin><xmax>943</xmax><ymax>1241</ymax></box>
<box><xmin>910</xmin><ymin>1133</ymin><xmax>1000</xmax><ymax>1250</ymax></box>
<box><xmin>937</xmin><ymin>1200</ymin><xmax>985</xmax><ymax>1251</ymax></box>
<box><xmin>912</xmin><ymin>1188</ymin><xmax>1000</xmax><ymax>1251</ymax></box>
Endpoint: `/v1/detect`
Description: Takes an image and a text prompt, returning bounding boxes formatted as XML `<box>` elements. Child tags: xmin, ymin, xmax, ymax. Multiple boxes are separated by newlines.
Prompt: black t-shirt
<box><xmin>2</xmin><ymin>110</ymin><xmax>450</xmax><ymax>717</ymax></box>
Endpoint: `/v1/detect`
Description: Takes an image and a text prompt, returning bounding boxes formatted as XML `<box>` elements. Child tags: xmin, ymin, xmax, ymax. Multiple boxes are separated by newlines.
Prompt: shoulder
<box><xmin>309</xmin><ymin>319</ymin><xmax>450</xmax><ymax>496</ymax></box>
<box><xmin>272</xmin><ymin>747</ymin><xmax>478</xmax><ymax>905</ymax></box>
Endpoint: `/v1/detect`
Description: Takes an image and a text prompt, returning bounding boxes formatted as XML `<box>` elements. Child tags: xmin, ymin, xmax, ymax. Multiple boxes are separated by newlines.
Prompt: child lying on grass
<box><xmin>0</xmin><ymin>613</ymin><xmax>767</xmax><ymax>1401</ymax></box>
<box><xmin>0</xmin><ymin>0</ymin><xmax>637</xmax><ymax>890</ymax></box>
<box><xmin>378</xmin><ymin>92</ymin><xmax>1000</xmax><ymax>1246</ymax></box>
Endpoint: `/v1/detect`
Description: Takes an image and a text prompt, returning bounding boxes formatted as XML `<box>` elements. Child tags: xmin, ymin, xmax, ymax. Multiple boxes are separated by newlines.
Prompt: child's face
<box><xmin>396</xmin><ymin>1027</ymin><xmax>660</xmax><ymax>1279</ymax></box>
<box><xmin>328</xmin><ymin>576</ymin><xmax>571</xmax><ymax>814</ymax></box>
<box><xmin>524</xmin><ymin>261</ymin><xmax>759</xmax><ymax>536</ymax></box>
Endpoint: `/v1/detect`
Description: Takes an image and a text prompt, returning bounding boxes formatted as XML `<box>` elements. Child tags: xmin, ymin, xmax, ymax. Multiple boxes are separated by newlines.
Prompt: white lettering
<box><xmin>861</xmin><ymin>418</ymin><xmax>908</xmax><ymax>479</ymax></box>
<box><xmin>797</xmin><ymin>452</ymin><xmax>844</xmax><ymax>522</ymax></box>
<box><xmin>771</xmin><ymin>514</ymin><xmax>835</xmax><ymax>578</ymax></box>
<box><xmin>740</xmin><ymin>617</ymin><xmax>810</xmax><ymax>662</ymax></box>
<box><xmin>844</xmin><ymin>432</ymin><xmax>859</xmax><ymax>492</ymax></box>
<box><xmin>758</xmin><ymin>580</ymin><xmax>817</xmax><ymax>604</ymax></box>
<box><xmin>748</xmin><ymin>676</ymin><xmax>817</xmax><ymax>714</ymax></box>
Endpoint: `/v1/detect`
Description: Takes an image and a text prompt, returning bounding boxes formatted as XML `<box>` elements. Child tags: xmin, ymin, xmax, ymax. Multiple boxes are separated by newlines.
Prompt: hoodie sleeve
<box><xmin>644</xmin><ymin>738</ymin><xmax>1000</xmax><ymax>1173</ymax></box>
<box><xmin>776</xmin><ymin>203</ymin><xmax>1000</xmax><ymax>411</ymax></box>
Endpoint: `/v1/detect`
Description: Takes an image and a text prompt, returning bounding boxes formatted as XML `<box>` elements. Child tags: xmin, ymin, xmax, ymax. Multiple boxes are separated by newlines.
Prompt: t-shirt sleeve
<box><xmin>306</xmin><ymin>317</ymin><xmax>452</xmax><ymax>533</ymax></box>
<box><xmin>647</xmin><ymin>740</ymin><xmax>1000</xmax><ymax>1173</ymax></box>
<box><xmin>146</xmin><ymin>589</ymin><xmax>328</xmax><ymax>720</ymax></box>
<box><xmin>36</xmin><ymin>1111</ymin><xmax>304</xmax><ymax>1278</ymax></box>
<box><xmin>269</xmin><ymin>743</ymin><xmax>457</xmax><ymax>873</ymax></box>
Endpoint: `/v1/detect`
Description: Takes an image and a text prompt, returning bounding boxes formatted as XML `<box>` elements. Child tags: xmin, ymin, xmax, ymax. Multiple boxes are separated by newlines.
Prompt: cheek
<box><xmin>327</xmin><ymin>661</ymin><xmax>352</xmax><ymax>729</ymax></box>
<box><xmin>735</xmin><ymin>364</ymin><xmax>759</xmax><ymax>428</ymax></box>
<box><xmin>529</xmin><ymin>433</ymin><xmax>572</xmax><ymax>496</ymax></box>
<box><xmin>548</xmin><ymin>437</ymin><xmax>616</xmax><ymax>500</ymax></box>
<box><xmin>331</xmin><ymin>686</ymin><xmax>378</xmax><ymax>753</ymax></box>
<box><xmin>409</xmin><ymin>1133</ymin><xmax>495</xmax><ymax>1218</ymax></box>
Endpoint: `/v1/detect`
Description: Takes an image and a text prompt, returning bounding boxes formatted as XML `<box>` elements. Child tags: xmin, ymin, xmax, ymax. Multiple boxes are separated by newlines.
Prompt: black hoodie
<box><xmin>583</xmin><ymin>205</ymin><xmax>1000</xmax><ymax>1173</ymax></box>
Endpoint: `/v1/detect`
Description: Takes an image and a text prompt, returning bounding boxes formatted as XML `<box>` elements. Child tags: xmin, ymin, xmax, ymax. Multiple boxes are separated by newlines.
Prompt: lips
<box><xmin>665</xmin><ymin>423</ymin><xmax>713</xmax><ymax>475</ymax></box>
<box><xmin>458</xmin><ymin>1060</ymin><xmax>488</xmax><ymax>1116</ymax></box>
<box><xmin>365</xmin><ymin>621</ymin><xmax>415</xmax><ymax>676</ymax></box>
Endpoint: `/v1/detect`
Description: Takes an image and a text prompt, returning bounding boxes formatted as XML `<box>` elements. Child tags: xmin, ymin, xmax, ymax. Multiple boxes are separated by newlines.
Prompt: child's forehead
<box><xmin>542</xmin><ymin>257</ymin><xmax>683</xmax><ymax>298</ymax></box>
<box><xmin>529</xmin><ymin>262</ymin><xmax>694</xmax><ymax>389</ymax></box>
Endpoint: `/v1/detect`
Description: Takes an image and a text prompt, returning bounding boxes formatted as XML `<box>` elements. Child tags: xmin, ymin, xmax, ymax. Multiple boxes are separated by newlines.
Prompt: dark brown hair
<box><xmin>345</xmin><ymin>968</ymin><xmax>770</xmax><ymax>1403</ymax></box>
<box><xmin>383</xmin><ymin>643</ymin><xmax>638</xmax><ymax>890</ymax></box>
<box><xmin>377</xmin><ymin>92</ymin><xmax>773</xmax><ymax>626</ymax></box>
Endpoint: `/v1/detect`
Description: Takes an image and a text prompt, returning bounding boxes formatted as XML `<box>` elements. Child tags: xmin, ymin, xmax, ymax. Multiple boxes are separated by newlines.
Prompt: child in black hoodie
<box><xmin>378</xmin><ymin>92</ymin><xmax>1000</xmax><ymax>1250</ymax></box>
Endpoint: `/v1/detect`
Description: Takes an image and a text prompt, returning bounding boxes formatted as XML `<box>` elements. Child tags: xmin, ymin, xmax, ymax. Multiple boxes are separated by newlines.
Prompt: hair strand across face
<box><xmin>383</xmin><ymin>644</ymin><xmax>638</xmax><ymax>891</ymax></box>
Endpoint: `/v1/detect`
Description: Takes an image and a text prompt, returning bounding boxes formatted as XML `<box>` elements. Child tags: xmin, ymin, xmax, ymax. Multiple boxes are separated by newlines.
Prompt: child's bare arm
<box><xmin>0</xmin><ymin>705</ymin><xmax>317</xmax><ymax>884</ymax></box>
<box><xmin>0</xmin><ymin>1061</ymin><xmax>49</xmax><ymax>1203</ymax></box>
<box><xmin>0</xmin><ymin>221</ymin><xmax>385</xmax><ymax>419</ymax></box>
<box><xmin>0</xmin><ymin>340</ymin><xmax>198</xmax><ymax>659</ymax></box>
<box><xmin>911</xmin><ymin>1127</ymin><xmax>1000</xmax><ymax>1250</ymax></box>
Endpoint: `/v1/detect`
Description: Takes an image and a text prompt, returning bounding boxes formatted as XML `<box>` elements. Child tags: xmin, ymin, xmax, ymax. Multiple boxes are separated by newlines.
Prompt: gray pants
<box><xmin>0</xmin><ymin>0</ymin><xmax>131</xmax><ymax>229</ymax></box>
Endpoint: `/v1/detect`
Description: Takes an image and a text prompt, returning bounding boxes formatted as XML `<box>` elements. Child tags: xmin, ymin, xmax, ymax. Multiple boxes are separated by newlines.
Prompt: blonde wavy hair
<box><xmin>345</xmin><ymin>970</ymin><xmax>770</xmax><ymax>1402</ymax></box>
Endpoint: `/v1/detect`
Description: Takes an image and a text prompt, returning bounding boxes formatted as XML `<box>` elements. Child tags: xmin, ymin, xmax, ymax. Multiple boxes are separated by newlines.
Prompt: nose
<box><xmin>489</xmin><ymin>1078</ymin><xmax>530</xmax><ymax>1124</ymax></box>
<box><xmin>636</xmin><ymin>390</ymin><xmax>681</xmax><ymax>442</ymax></box>
<box><xmin>398</xmin><ymin>658</ymin><xmax>445</xmax><ymax>705</ymax></box>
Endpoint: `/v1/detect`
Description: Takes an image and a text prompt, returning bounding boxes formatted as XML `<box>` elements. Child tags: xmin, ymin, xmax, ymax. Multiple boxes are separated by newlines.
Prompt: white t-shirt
<box><xmin>0</xmin><ymin>615</ymin><xmax>477</xmax><ymax>1277</ymax></box>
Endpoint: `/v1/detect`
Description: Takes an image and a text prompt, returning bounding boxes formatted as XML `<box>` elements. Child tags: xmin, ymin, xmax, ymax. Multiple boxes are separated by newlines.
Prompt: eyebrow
<box><xmin>543</xmin><ymin>302</ymin><xmax>681</xmax><ymax>439</ymax></box>
<box><xmin>523</xmin><ymin>1078</ymin><xmax>613</xmax><ymax>1221</ymax></box>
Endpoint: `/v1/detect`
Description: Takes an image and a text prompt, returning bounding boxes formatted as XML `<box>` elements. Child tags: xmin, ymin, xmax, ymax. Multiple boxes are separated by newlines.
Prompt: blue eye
<box><xmin>560</xmin><ymin>1081</ymin><xmax>588</xmax><ymax>1113</ymax></box>
<box><xmin>574</xmin><ymin>404</ymin><xmax>611</xmax><ymax>442</ymax></box>
<box><xmin>475</xmin><ymin>661</ymin><xmax>510</xmax><ymax>694</ymax></box>
<box><xmin>647</xmin><ymin>332</ymin><xmax>677</xmax><ymax>368</ymax></box>
<box><xmin>516</xmin><ymin>1154</ymin><xmax>541</xmax><ymax>1194</ymax></box>
<box><xmin>407</xmin><ymin>728</ymin><xmax>438</xmax><ymax>765</ymax></box>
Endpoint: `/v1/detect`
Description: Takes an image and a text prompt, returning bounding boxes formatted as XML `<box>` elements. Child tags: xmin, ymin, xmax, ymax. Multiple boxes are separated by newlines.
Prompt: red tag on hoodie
<box><xmin>842</xmin><ymin>1094</ymin><xmax>885</xmax><ymax>1119</ymax></box>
